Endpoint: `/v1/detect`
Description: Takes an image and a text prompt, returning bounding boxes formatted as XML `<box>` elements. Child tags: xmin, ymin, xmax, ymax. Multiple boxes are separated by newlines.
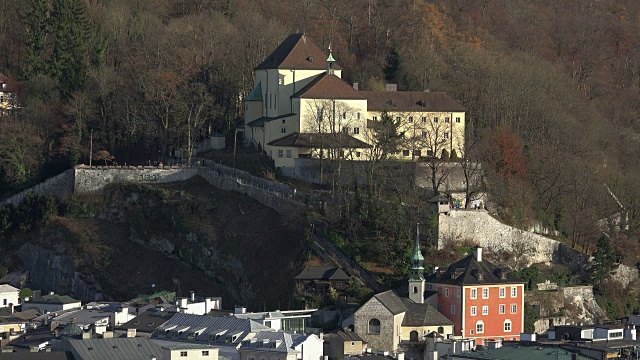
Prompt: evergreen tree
<box><xmin>49</xmin><ymin>0</ymin><xmax>89</xmax><ymax>97</ymax></box>
<box><xmin>383</xmin><ymin>46</ymin><xmax>401</xmax><ymax>85</ymax></box>
<box><xmin>20</xmin><ymin>0</ymin><xmax>50</xmax><ymax>79</ymax></box>
<box><xmin>591</xmin><ymin>235</ymin><xmax>617</xmax><ymax>289</ymax></box>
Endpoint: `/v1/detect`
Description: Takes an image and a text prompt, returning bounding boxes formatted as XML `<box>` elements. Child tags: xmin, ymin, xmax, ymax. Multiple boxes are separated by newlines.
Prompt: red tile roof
<box><xmin>361</xmin><ymin>91</ymin><xmax>465</xmax><ymax>112</ymax></box>
<box><xmin>255</xmin><ymin>33</ymin><xmax>341</xmax><ymax>71</ymax></box>
<box><xmin>292</xmin><ymin>73</ymin><xmax>366</xmax><ymax>100</ymax></box>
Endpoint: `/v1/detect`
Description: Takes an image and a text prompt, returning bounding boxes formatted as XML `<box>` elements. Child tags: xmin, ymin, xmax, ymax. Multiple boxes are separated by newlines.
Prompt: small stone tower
<box><xmin>326</xmin><ymin>44</ymin><xmax>336</xmax><ymax>75</ymax></box>
<box><xmin>409</xmin><ymin>223</ymin><xmax>426</xmax><ymax>304</ymax></box>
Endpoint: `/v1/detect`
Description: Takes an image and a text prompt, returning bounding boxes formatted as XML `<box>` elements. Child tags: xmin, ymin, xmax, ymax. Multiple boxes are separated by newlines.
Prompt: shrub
<box><xmin>450</xmin><ymin>149</ymin><xmax>459</xmax><ymax>160</ymax></box>
<box><xmin>441</xmin><ymin>149</ymin><xmax>450</xmax><ymax>161</ymax></box>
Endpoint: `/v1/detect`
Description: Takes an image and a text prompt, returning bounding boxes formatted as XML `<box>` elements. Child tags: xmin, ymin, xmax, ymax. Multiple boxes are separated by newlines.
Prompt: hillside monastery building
<box><xmin>243</xmin><ymin>33</ymin><xmax>466</xmax><ymax>173</ymax></box>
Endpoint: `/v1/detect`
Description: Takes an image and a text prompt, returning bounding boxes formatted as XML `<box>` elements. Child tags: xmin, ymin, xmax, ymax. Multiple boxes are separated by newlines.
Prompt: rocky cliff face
<box><xmin>19</xmin><ymin>242</ymin><xmax>104</xmax><ymax>302</ymax></box>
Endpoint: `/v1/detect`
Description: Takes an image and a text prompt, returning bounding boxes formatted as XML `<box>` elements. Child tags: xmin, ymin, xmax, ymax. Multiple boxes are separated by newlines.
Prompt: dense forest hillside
<box><xmin>0</xmin><ymin>1</ymin><xmax>638</xmax><ymax>286</ymax></box>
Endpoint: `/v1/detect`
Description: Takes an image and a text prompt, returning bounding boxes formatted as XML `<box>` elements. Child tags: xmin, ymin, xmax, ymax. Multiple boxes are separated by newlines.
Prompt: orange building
<box><xmin>425</xmin><ymin>247</ymin><xmax>525</xmax><ymax>346</ymax></box>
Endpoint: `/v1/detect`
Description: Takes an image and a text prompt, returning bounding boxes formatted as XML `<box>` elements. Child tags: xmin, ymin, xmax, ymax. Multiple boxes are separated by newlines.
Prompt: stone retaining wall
<box><xmin>1</xmin><ymin>169</ymin><xmax>75</xmax><ymax>206</ymax></box>
<box><xmin>74</xmin><ymin>166</ymin><xmax>198</xmax><ymax>192</ymax></box>
<box><xmin>438</xmin><ymin>210</ymin><xmax>587</xmax><ymax>268</ymax></box>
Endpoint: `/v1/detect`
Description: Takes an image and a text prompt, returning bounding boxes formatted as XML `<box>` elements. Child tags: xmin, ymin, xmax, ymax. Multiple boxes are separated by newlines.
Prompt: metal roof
<box><xmin>246</xmin><ymin>82</ymin><xmax>263</xmax><ymax>101</ymax></box>
<box><xmin>66</xmin><ymin>337</ymin><xmax>164</xmax><ymax>360</ymax></box>
<box><xmin>153</xmin><ymin>313</ymin><xmax>273</xmax><ymax>344</ymax></box>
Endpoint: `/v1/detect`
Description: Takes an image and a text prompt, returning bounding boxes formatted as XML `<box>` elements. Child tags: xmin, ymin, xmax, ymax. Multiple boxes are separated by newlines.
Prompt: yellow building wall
<box><xmin>368</xmin><ymin>110</ymin><xmax>465</xmax><ymax>159</ymax></box>
<box><xmin>298</xmin><ymin>98</ymin><xmax>368</xmax><ymax>139</ymax></box>
<box><xmin>400</xmin><ymin>324</ymin><xmax>454</xmax><ymax>341</ymax></box>
<box><xmin>0</xmin><ymin>323</ymin><xmax>24</xmax><ymax>333</ymax></box>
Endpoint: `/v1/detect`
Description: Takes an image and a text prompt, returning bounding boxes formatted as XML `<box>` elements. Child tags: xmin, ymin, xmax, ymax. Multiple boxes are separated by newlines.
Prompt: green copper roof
<box><xmin>409</xmin><ymin>223</ymin><xmax>425</xmax><ymax>280</ymax></box>
<box><xmin>327</xmin><ymin>52</ymin><xmax>335</xmax><ymax>62</ymax></box>
<box><xmin>411</xmin><ymin>224</ymin><xmax>424</xmax><ymax>262</ymax></box>
<box><xmin>246</xmin><ymin>82</ymin><xmax>263</xmax><ymax>101</ymax></box>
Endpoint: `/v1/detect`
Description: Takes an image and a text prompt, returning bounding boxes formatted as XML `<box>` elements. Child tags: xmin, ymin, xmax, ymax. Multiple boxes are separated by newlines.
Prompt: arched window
<box><xmin>437</xmin><ymin>326</ymin><xmax>444</xmax><ymax>334</ymax></box>
<box><xmin>368</xmin><ymin>319</ymin><xmax>381</xmax><ymax>334</ymax></box>
<box><xmin>410</xmin><ymin>330</ymin><xmax>419</xmax><ymax>341</ymax></box>
<box><xmin>413</xmin><ymin>286</ymin><xmax>418</xmax><ymax>294</ymax></box>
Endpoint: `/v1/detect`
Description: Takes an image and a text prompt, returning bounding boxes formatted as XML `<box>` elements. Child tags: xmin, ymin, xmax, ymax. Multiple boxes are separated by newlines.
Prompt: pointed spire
<box><xmin>412</xmin><ymin>223</ymin><xmax>424</xmax><ymax>262</ymax></box>
<box><xmin>409</xmin><ymin>223</ymin><xmax>424</xmax><ymax>280</ymax></box>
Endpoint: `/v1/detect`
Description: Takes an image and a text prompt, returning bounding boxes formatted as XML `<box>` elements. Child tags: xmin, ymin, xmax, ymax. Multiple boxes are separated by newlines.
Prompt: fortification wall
<box><xmin>438</xmin><ymin>210</ymin><xmax>587</xmax><ymax>267</ymax></box>
<box><xmin>0</xmin><ymin>169</ymin><xmax>75</xmax><ymax>207</ymax></box>
<box><xmin>74</xmin><ymin>166</ymin><xmax>198</xmax><ymax>192</ymax></box>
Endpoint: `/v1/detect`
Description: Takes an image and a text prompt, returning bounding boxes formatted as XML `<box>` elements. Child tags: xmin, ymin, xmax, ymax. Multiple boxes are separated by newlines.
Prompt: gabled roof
<box><xmin>267</xmin><ymin>132</ymin><xmax>371</xmax><ymax>149</ymax></box>
<box><xmin>400</xmin><ymin>298</ymin><xmax>454</xmax><ymax>327</ymax></box>
<box><xmin>29</xmin><ymin>294</ymin><xmax>80</xmax><ymax>305</ymax></box>
<box><xmin>291</xmin><ymin>73</ymin><xmax>365</xmax><ymax>100</ymax></box>
<box><xmin>336</xmin><ymin>330</ymin><xmax>364</xmax><ymax>342</ymax></box>
<box><xmin>425</xmin><ymin>254</ymin><xmax>525</xmax><ymax>286</ymax></box>
<box><xmin>371</xmin><ymin>290</ymin><xmax>407</xmax><ymax>315</ymax></box>
<box><xmin>255</xmin><ymin>33</ymin><xmax>340</xmax><ymax>71</ymax></box>
<box><xmin>0</xmin><ymin>284</ymin><xmax>19</xmax><ymax>293</ymax></box>
<box><xmin>116</xmin><ymin>310</ymin><xmax>175</xmax><ymax>333</ymax></box>
<box><xmin>361</xmin><ymin>91</ymin><xmax>465</xmax><ymax>112</ymax></box>
<box><xmin>295</xmin><ymin>266</ymin><xmax>350</xmax><ymax>281</ymax></box>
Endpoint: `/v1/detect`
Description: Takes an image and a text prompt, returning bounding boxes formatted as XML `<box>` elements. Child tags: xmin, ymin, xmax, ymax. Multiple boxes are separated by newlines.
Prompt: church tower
<box><xmin>409</xmin><ymin>223</ymin><xmax>426</xmax><ymax>304</ymax></box>
<box><xmin>326</xmin><ymin>44</ymin><xmax>336</xmax><ymax>75</ymax></box>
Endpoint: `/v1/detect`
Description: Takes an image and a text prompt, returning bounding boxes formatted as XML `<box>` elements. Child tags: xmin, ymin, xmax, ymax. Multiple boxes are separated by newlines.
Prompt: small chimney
<box><xmin>49</xmin><ymin>291</ymin><xmax>55</xmax><ymax>296</ymax></box>
<box><xmin>433</xmin><ymin>266</ymin><xmax>439</xmax><ymax>275</ymax></box>
<box><xmin>353</xmin><ymin>83</ymin><xmax>359</xmax><ymax>91</ymax></box>
<box><xmin>8</xmin><ymin>304</ymin><xmax>13</xmax><ymax>314</ymax></box>
<box><xmin>235</xmin><ymin>306</ymin><xmax>246</xmax><ymax>314</ymax></box>
<box><xmin>102</xmin><ymin>331</ymin><xmax>113</xmax><ymax>339</ymax></box>
<box><xmin>127</xmin><ymin>328</ymin><xmax>137</xmax><ymax>338</ymax></box>
<box><xmin>397</xmin><ymin>352</ymin><xmax>405</xmax><ymax>360</ymax></box>
<box><xmin>474</xmin><ymin>247</ymin><xmax>482</xmax><ymax>262</ymax></box>
<box><xmin>190</xmin><ymin>291</ymin><xmax>195</xmax><ymax>302</ymax></box>
<box><xmin>385</xmin><ymin>84</ymin><xmax>397</xmax><ymax>92</ymax></box>
<box><xmin>45</xmin><ymin>345</ymin><xmax>52</xmax><ymax>353</ymax></box>
<box><xmin>82</xmin><ymin>332</ymin><xmax>91</xmax><ymax>340</ymax></box>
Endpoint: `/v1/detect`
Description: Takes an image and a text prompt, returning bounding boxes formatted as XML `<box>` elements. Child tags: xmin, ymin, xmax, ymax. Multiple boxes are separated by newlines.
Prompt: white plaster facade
<box><xmin>0</xmin><ymin>284</ymin><xmax>19</xmax><ymax>307</ymax></box>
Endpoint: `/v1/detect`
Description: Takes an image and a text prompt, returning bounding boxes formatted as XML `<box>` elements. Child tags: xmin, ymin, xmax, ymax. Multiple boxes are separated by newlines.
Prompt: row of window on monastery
<box><xmin>429</xmin><ymin>285</ymin><xmax>520</xmax><ymax>299</ymax></box>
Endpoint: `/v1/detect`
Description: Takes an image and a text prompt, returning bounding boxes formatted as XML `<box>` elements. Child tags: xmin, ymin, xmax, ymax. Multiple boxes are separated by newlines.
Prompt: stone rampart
<box><xmin>0</xmin><ymin>169</ymin><xmax>75</xmax><ymax>206</ymax></box>
<box><xmin>74</xmin><ymin>166</ymin><xmax>198</xmax><ymax>192</ymax></box>
<box><xmin>438</xmin><ymin>210</ymin><xmax>587</xmax><ymax>267</ymax></box>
